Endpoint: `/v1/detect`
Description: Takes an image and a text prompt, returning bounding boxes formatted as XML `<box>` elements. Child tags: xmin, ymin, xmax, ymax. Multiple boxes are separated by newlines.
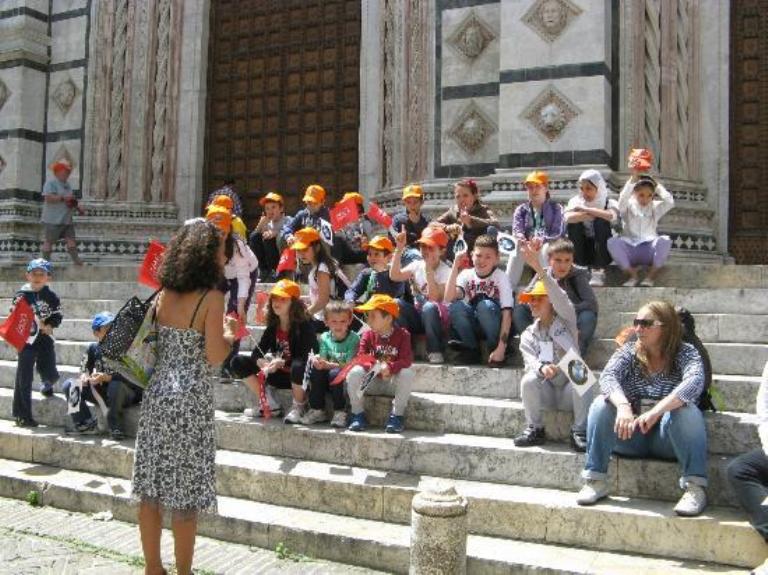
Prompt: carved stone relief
<box><xmin>449</xmin><ymin>100</ymin><xmax>496</xmax><ymax>156</ymax></box>
<box><xmin>52</xmin><ymin>77</ymin><xmax>78</xmax><ymax>114</ymax></box>
<box><xmin>448</xmin><ymin>10</ymin><xmax>495</xmax><ymax>60</ymax></box>
<box><xmin>522</xmin><ymin>0</ymin><xmax>583</xmax><ymax>43</ymax></box>
<box><xmin>0</xmin><ymin>79</ymin><xmax>9</xmax><ymax>113</ymax></box>
<box><xmin>522</xmin><ymin>86</ymin><xmax>580</xmax><ymax>142</ymax></box>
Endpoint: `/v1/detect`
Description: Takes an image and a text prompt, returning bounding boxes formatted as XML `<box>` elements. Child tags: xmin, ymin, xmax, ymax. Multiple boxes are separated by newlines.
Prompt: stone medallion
<box><xmin>52</xmin><ymin>77</ymin><xmax>78</xmax><ymax>115</ymax></box>
<box><xmin>522</xmin><ymin>0</ymin><xmax>583</xmax><ymax>43</ymax></box>
<box><xmin>448</xmin><ymin>10</ymin><xmax>495</xmax><ymax>60</ymax></box>
<box><xmin>521</xmin><ymin>86</ymin><xmax>580</xmax><ymax>142</ymax></box>
<box><xmin>449</xmin><ymin>100</ymin><xmax>496</xmax><ymax>156</ymax></box>
<box><xmin>0</xmin><ymin>79</ymin><xmax>9</xmax><ymax>113</ymax></box>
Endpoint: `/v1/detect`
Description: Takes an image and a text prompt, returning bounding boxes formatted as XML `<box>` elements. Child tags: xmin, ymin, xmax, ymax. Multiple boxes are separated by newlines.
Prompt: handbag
<box><xmin>101</xmin><ymin>291</ymin><xmax>159</xmax><ymax>360</ymax></box>
<box><xmin>103</xmin><ymin>296</ymin><xmax>159</xmax><ymax>389</ymax></box>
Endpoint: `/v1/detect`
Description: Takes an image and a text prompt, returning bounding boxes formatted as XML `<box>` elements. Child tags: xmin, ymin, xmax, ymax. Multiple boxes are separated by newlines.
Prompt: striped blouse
<box><xmin>599</xmin><ymin>342</ymin><xmax>705</xmax><ymax>405</ymax></box>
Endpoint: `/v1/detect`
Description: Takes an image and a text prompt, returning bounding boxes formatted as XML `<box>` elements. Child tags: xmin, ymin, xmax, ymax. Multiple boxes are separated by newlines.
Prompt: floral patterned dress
<box><xmin>132</xmin><ymin>325</ymin><xmax>217</xmax><ymax>514</ymax></box>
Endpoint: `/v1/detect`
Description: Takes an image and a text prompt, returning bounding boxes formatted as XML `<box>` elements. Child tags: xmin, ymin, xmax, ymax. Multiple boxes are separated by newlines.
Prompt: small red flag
<box><xmin>254</xmin><ymin>291</ymin><xmax>269</xmax><ymax>325</ymax></box>
<box><xmin>226</xmin><ymin>312</ymin><xmax>250</xmax><ymax>340</ymax></box>
<box><xmin>331</xmin><ymin>354</ymin><xmax>376</xmax><ymax>386</ymax></box>
<box><xmin>276</xmin><ymin>247</ymin><xmax>296</xmax><ymax>273</ymax></box>
<box><xmin>366</xmin><ymin>202</ymin><xmax>393</xmax><ymax>228</ymax></box>
<box><xmin>330</xmin><ymin>198</ymin><xmax>360</xmax><ymax>231</ymax></box>
<box><xmin>138</xmin><ymin>240</ymin><xmax>166</xmax><ymax>290</ymax></box>
<box><xmin>0</xmin><ymin>298</ymin><xmax>36</xmax><ymax>352</ymax></box>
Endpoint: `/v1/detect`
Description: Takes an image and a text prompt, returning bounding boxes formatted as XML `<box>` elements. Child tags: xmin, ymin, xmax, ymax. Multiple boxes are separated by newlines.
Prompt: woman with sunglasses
<box><xmin>576</xmin><ymin>300</ymin><xmax>709</xmax><ymax>516</ymax></box>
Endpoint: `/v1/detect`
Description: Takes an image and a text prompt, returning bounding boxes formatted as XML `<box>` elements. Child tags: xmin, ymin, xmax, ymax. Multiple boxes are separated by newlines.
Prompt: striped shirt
<box><xmin>599</xmin><ymin>342</ymin><xmax>704</xmax><ymax>405</ymax></box>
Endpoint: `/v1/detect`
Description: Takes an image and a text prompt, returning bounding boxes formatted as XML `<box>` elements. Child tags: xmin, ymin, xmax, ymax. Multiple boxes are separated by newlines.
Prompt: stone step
<box><xmin>0</xmin><ymin>298</ymin><xmax>127</xmax><ymax>317</ymax></box>
<box><xmin>4</xmin><ymin>382</ymin><xmax>758</xmax><ymax>456</ymax></box>
<box><xmin>0</xmin><ymin>358</ymin><xmax>755</xmax><ymax>423</ymax></box>
<box><xmin>596</xmin><ymin>312</ymin><xmax>768</xmax><ymax>344</ymax></box>
<box><xmin>0</xmin><ymin>281</ymin><xmax>153</xmax><ymax>301</ymax></box>
<box><xmin>0</xmin><ymin>421</ymin><xmax>761</xmax><ymax>569</ymax></box>
<box><xmin>0</xmin><ymin>458</ymin><xmax>746</xmax><ymax>574</ymax></box>
<box><xmin>0</xmin><ymin>265</ymin><xmax>141</xmax><ymax>282</ymax></box>
<box><xmin>592</xmin><ymin>286</ymin><xmax>768</xmax><ymax>314</ymax></box>
<box><xmin>0</xmin><ymin>388</ymin><xmax>741</xmax><ymax>507</ymax></box>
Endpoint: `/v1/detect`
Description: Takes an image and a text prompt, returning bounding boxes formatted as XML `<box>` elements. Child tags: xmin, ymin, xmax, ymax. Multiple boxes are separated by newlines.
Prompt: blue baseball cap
<box><xmin>26</xmin><ymin>258</ymin><xmax>52</xmax><ymax>274</ymax></box>
<box><xmin>91</xmin><ymin>312</ymin><xmax>115</xmax><ymax>331</ymax></box>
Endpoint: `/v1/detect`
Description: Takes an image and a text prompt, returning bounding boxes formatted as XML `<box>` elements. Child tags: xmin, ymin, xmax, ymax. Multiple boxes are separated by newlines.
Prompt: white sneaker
<box><xmin>300</xmin><ymin>408</ymin><xmax>327</xmax><ymax>425</ymax></box>
<box><xmin>639</xmin><ymin>277</ymin><xmax>655</xmax><ymax>287</ymax></box>
<box><xmin>330</xmin><ymin>410</ymin><xmax>347</xmax><ymax>428</ymax></box>
<box><xmin>576</xmin><ymin>479</ymin><xmax>610</xmax><ymax>505</ymax></box>
<box><xmin>674</xmin><ymin>482</ymin><xmax>707</xmax><ymax>516</ymax></box>
<box><xmin>283</xmin><ymin>402</ymin><xmax>306</xmax><ymax>424</ymax></box>
<box><xmin>243</xmin><ymin>407</ymin><xmax>258</xmax><ymax>419</ymax></box>
<box><xmin>427</xmin><ymin>352</ymin><xmax>444</xmax><ymax>364</ymax></box>
<box><xmin>588</xmin><ymin>270</ymin><xmax>605</xmax><ymax>287</ymax></box>
<box><xmin>622</xmin><ymin>277</ymin><xmax>638</xmax><ymax>287</ymax></box>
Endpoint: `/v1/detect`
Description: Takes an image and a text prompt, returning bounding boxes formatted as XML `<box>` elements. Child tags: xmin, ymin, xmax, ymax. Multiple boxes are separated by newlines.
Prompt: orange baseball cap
<box><xmin>302</xmin><ymin>184</ymin><xmax>326</xmax><ymax>204</ymax></box>
<box><xmin>209</xmin><ymin>194</ymin><xmax>234</xmax><ymax>211</ymax></box>
<box><xmin>291</xmin><ymin>227</ymin><xmax>321</xmax><ymax>251</ymax></box>
<box><xmin>367</xmin><ymin>235</ymin><xmax>394</xmax><ymax>253</ymax></box>
<box><xmin>416</xmin><ymin>227</ymin><xmax>449</xmax><ymax>248</ymax></box>
<box><xmin>259</xmin><ymin>192</ymin><xmax>284</xmax><ymax>206</ymax></box>
<box><xmin>524</xmin><ymin>170</ymin><xmax>549</xmax><ymax>187</ymax></box>
<box><xmin>50</xmin><ymin>160</ymin><xmax>72</xmax><ymax>173</ymax></box>
<box><xmin>205</xmin><ymin>205</ymin><xmax>233</xmax><ymax>233</ymax></box>
<box><xmin>402</xmin><ymin>184</ymin><xmax>423</xmax><ymax>200</ymax></box>
<box><xmin>341</xmin><ymin>192</ymin><xmax>364</xmax><ymax>205</ymax></box>
<box><xmin>270</xmin><ymin>279</ymin><xmax>301</xmax><ymax>300</ymax></box>
<box><xmin>354</xmin><ymin>294</ymin><xmax>400</xmax><ymax>318</ymax></box>
<box><xmin>518</xmin><ymin>280</ymin><xmax>548</xmax><ymax>304</ymax></box>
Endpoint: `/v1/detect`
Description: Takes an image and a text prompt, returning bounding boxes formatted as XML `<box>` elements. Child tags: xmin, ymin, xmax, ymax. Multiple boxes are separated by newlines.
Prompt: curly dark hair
<box><xmin>265</xmin><ymin>295</ymin><xmax>310</xmax><ymax>329</ymax></box>
<box><xmin>157</xmin><ymin>221</ymin><xmax>224</xmax><ymax>292</ymax></box>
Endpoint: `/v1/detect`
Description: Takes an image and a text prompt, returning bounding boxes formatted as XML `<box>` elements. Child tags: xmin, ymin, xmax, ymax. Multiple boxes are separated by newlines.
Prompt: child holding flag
<box><xmin>390</xmin><ymin>184</ymin><xmax>430</xmax><ymax>266</ymax></box>
<box><xmin>334</xmin><ymin>192</ymin><xmax>373</xmax><ymax>265</ymax></box>
<box><xmin>9</xmin><ymin>259</ymin><xmax>62</xmax><ymax>427</ymax></box>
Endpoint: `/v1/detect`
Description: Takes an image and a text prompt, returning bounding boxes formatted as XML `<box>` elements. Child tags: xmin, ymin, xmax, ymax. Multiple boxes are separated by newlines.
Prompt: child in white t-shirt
<box><xmin>445</xmin><ymin>234</ymin><xmax>513</xmax><ymax>366</ymax></box>
<box><xmin>390</xmin><ymin>226</ymin><xmax>452</xmax><ymax>363</ymax></box>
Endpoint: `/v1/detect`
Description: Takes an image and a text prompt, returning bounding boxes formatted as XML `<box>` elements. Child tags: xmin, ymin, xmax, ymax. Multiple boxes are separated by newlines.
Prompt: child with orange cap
<box><xmin>390</xmin><ymin>184</ymin><xmax>431</xmax><ymax>266</ymax></box>
<box><xmin>507</xmin><ymin>170</ymin><xmax>565</xmax><ymax>288</ymax></box>
<box><xmin>280</xmin><ymin>184</ymin><xmax>332</xmax><ymax>246</ymax></box>
<box><xmin>390</xmin><ymin>226</ymin><xmax>451</xmax><ymax>363</ymax></box>
<box><xmin>336</xmin><ymin>192</ymin><xmax>373</xmax><ymax>265</ymax></box>
<box><xmin>513</xmin><ymin>242</ymin><xmax>594</xmax><ymax>451</ymax></box>
<box><xmin>40</xmin><ymin>160</ymin><xmax>84</xmax><ymax>265</ymax></box>
<box><xmin>206</xmin><ymin>194</ymin><xmax>247</xmax><ymax>238</ymax></box>
<box><xmin>250</xmin><ymin>192</ymin><xmax>287</xmax><ymax>282</ymax></box>
<box><xmin>347</xmin><ymin>294</ymin><xmax>414</xmax><ymax>433</ymax></box>
<box><xmin>229</xmin><ymin>279</ymin><xmax>317</xmax><ymax>423</ymax></box>
<box><xmin>344</xmin><ymin>235</ymin><xmax>419</xmax><ymax>334</ymax></box>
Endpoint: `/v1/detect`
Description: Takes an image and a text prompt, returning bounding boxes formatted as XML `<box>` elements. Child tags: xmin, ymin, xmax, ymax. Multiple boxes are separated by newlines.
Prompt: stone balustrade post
<box><xmin>409</xmin><ymin>483</ymin><xmax>468</xmax><ymax>575</ymax></box>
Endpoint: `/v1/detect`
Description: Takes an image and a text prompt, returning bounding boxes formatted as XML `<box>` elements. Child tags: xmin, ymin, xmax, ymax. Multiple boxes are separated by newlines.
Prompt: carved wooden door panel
<box><xmin>204</xmin><ymin>0</ymin><xmax>361</xmax><ymax>222</ymax></box>
<box><xmin>729</xmin><ymin>1</ymin><xmax>768</xmax><ymax>263</ymax></box>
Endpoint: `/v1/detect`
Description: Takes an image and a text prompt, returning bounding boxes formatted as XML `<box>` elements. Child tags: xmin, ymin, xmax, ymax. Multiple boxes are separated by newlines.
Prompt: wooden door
<box><xmin>204</xmin><ymin>0</ymin><xmax>361</xmax><ymax>224</ymax></box>
<box><xmin>729</xmin><ymin>1</ymin><xmax>768</xmax><ymax>263</ymax></box>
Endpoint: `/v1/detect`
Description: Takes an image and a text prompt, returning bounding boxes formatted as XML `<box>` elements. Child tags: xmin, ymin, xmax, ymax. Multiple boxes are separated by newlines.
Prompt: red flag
<box><xmin>366</xmin><ymin>202</ymin><xmax>393</xmax><ymax>228</ymax></box>
<box><xmin>256</xmin><ymin>371</ymin><xmax>272</xmax><ymax>419</ymax></box>
<box><xmin>226</xmin><ymin>312</ymin><xmax>250</xmax><ymax>340</ymax></box>
<box><xmin>254</xmin><ymin>291</ymin><xmax>269</xmax><ymax>325</ymax></box>
<box><xmin>276</xmin><ymin>248</ymin><xmax>296</xmax><ymax>273</ymax></box>
<box><xmin>0</xmin><ymin>298</ymin><xmax>35</xmax><ymax>352</ymax></box>
<box><xmin>138</xmin><ymin>240</ymin><xmax>166</xmax><ymax>290</ymax></box>
<box><xmin>330</xmin><ymin>198</ymin><xmax>360</xmax><ymax>231</ymax></box>
<box><xmin>331</xmin><ymin>354</ymin><xmax>376</xmax><ymax>386</ymax></box>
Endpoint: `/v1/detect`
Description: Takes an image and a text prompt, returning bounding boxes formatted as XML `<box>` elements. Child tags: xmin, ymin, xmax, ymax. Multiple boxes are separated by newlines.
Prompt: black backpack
<box><xmin>676</xmin><ymin>306</ymin><xmax>716</xmax><ymax>412</ymax></box>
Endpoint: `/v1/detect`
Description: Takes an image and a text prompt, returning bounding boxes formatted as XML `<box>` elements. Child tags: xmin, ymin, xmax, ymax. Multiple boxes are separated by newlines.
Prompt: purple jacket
<box><xmin>512</xmin><ymin>199</ymin><xmax>565</xmax><ymax>242</ymax></box>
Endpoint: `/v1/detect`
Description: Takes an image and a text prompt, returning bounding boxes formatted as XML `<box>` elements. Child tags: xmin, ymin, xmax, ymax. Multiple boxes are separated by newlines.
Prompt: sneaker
<box><xmin>588</xmin><ymin>269</ymin><xmax>605</xmax><ymax>287</ymax></box>
<box><xmin>674</xmin><ymin>482</ymin><xmax>707</xmax><ymax>516</ymax></box>
<box><xmin>110</xmin><ymin>428</ymin><xmax>125</xmax><ymax>440</ymax></box>
<box><xmin>576</xmin><ymin>479</ymin><xmax>610</xmax><ymax>505</ymax></box>
<box><xmin>570</xmin><ymin>430</ymin><xmax>587</xmax><ymax>452</ymax></box>
<box><xmin>639</xmin><ymin>277</ymin><xmax>655</xmax><ymax>287</ymax></box>
<box><xmin>283</xmin><ymin>402</ymin><xmax>306</xmax><ymax>424</ymax></box>
<box><xmin>385</xmin><ymin>414</ymin><xmax>404</xmax><ymax>434</ymax></box>
<box><xmin>40</xmin><ymin>384</ymin><xmax>54</xmax><ymax>398</ymax></box>
<box><xmin>300</xmin><ymin>408</ymin><xmax>327</xmax><ymax>425</ymax></box>
<box><xmin>348</xmin><ymin>412</ymin><xmax>368</xmax><ymax>432</ymax></box>
<box><xmin>15</xmin><ymin>417</ymin><xmax>39</xmax><ymax>428</ymax></box>
<box><xmin>622</xmin><ymin>277</ymin><xmax>638</xmax><ymax>287</ymax></box>
<box><xmin>513</xmin><ymin>425</ymin><xmax>546</xmax><ymax>447</ymax></box>
<box><xmin>75</xmin><ymin>418</ymin><xmax>98</xmax><ymax>433</ymax></box>
<box><xmin>427</xmin><ymin>352</ymin><xmax>444</xmax><ymax>364</ymax></box>
<box><xmin>330</xmin><ymin>410</ymin><xmax>347</xmax><ymax>428</ymax></box>
<box><xmin>243</xmin><ymin>406</ymin><xmax>283</xmax><ymax>419</ymax></box>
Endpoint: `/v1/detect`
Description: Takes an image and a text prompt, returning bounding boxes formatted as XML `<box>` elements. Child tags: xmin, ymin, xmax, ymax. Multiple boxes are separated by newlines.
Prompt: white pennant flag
<box><xmin>319</xmin><ymin>219</ymin><xmax>334</xmax><ymax>246</ymax></box>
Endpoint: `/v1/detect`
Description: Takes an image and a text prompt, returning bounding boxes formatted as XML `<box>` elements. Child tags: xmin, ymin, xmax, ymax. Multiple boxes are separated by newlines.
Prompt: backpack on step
<box><xmin>676</xmin><ymin>306</ymin><xmax>717</xmax><ymax>412</ymax></box>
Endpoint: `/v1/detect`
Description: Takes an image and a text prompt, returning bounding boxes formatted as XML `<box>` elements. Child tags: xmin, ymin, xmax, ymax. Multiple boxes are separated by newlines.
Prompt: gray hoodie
<box><xmin>524</xmin><ymin>264</ymin><xmax>598</xmax><ymax>314</ymax></box>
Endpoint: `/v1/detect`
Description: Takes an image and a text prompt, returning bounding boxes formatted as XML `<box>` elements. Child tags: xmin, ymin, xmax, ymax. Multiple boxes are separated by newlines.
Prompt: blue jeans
<box><xmin>513</xmin><ymin>305</ymin><xmax>596</xmax><ymax>357</ymax></box>
<box><xmin>13</xmin><ymin>335</ymin><xmax>59</xmax><ymax>421</ymax></box>
<box><xmin>449</xmin><ymin>299</ymin><xmax>501</xmax><ymax>351</ymax></box>
<box><xmin>395</xmin><ymin>299</ymin><xmax>420</xmax><ymax>334</ymax></box>
<box><xmin>727</xmin><ymin>449</ymin><xmax>768</xmax><ymax>541</ymax></box>
<box><xmin>582</xmin><ymin>397</ymin><xmax>708</xmax><ymax>488</ymax></box>
<box><xmin>417</xmin><ymin>301</ymin><xmax>445</xmax><ymax>354</ymax></box>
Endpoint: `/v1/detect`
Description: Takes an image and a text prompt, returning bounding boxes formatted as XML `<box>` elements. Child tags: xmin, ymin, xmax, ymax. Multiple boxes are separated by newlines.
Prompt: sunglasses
<box><xmin>633</xmin><ymin>318</ymin><xmax>662</xmax><ymax>328</ymax></box>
